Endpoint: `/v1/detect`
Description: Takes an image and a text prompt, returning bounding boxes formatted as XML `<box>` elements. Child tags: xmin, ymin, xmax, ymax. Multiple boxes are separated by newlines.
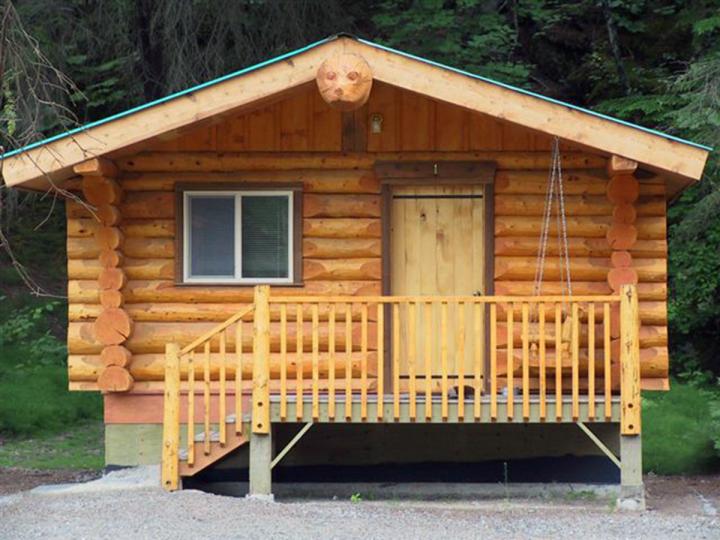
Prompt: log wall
<box><xmin>66</xmin><ymin>83</ymin><xmax>669</xmax><ymax>391</ymax></box>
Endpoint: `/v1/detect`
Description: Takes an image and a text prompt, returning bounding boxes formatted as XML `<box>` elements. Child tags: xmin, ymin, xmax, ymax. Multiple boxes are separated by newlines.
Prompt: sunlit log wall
<box><xmin>65</xmin><ymin>81</ymin><xmax>668</xmax><ymax>392</ymax></box>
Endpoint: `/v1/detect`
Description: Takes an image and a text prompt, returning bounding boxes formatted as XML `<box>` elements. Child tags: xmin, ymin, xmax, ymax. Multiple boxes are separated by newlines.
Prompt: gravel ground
<box><xmin>1</xmin><ymin>478</ymin><xmax>719</xmax><ymax>540</ymax></box>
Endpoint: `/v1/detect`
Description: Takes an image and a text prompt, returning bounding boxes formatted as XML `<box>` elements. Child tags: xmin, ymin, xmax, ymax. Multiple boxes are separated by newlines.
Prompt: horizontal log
<box><xmin>123</xmin><ymin>220</ymin><xmax>175</xmax><ymax>238</ymax></box>
<box><xmin>69</xmin><ymin>352</ymin><xmax>378</xmax><ymax>382</ymax></box>
<box><xmin>494</xmin><ymin>280</ymin><xmax>667</xmax><ymax>301</ymax></box>
<box><xmin>494</xmin><ymin>194</ymin><xmax>664</xmax><ymax>217</ymax></box>
<box><xmin>119</xmin><ymin>169</ymin><xmax>380</xmax><ymax>193</ymax></box>
<box><xmin>70</xmin><ymin>302</ymin><xmax>381</xmax><ymax>322</ymax></box>
<box><xmin>303</xmin><ymin>258</ymin><xmax>382</xmax><ymax>281</ymax></box>
<box><xmin>495</xmin><ymin>216</ymin><xmax>665</xmax><ymax>239</ymax></box>
<box><xmin>495</xmin><ymin>256</ymin><xmax>665</xmax><ymax>282</ymax></box>
<box><xmin>68</xmin><ymin>258</ymin><xmax>175</xmax><ymax>280</ymax></box>
<box><xmin>303</xmin><ymin>237</ymin><xmax>381</xmax><ymax>259</ymax></box>
<box><xmin>494</xmin><ymin>171</ymin><xmax>665</xmax><ymax>196</ymax></box>
<box><xmin>494</xmin><ymin>237</ymin><xmax>665</xmax><ymax>258</ymax></box>
<box><xmin>121</xmin><ymin>192</ymin><xmax>175</xmax><ymax>219</ymax></box>
<box><xmin>69</xmin><ymin>321</ymin><xmax>379</xmax><ymax>354</ymax></box>
<box><xmin>118</xmin><ymin>152</ymin><xmax>607</xmax><ymax>173</ymax></box>
<box><xmin>303</xmin><ymin>194</ymin><xmax>381</xmax><ymax>218</ymax></box>
<box><xmin>303</xmin><ymin>218</ymin><xmax>381</xmax><ymax>238</ymax></box>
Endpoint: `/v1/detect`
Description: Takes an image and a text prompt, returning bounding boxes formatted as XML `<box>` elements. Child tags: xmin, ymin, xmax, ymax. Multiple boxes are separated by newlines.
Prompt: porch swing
<box><xmin>528</xmin><ymin>137</ymin><xmax>575</xmax><ymax>358</ymax></box>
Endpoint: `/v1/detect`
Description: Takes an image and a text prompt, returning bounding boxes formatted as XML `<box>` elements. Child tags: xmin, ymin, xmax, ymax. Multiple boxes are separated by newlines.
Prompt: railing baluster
<box><xmin>522</xmin><ymin>302</ymin><xmax>529</xmax><ymax>421</ymax></box>
<box><xmin>571</xmin><ymin>302</ymin><xmax>579</xmax><ymax>421</ymax></box>
<box><xmin>457</xmin><ymin>301</ymin><xmax>466</xmax><ymax>422</ymax></box>
<box><xmin>187</xmin><ymin>351</ymin><xmax>195</xmax><ymax>466</ymax></box>
<box><xmin>361</xmin><ymin>303</ymin><xmax>368</xmax><ymax>421</ymax></box>
<box><xmin>408</xmin><ymin>301</ymin><xmax>417</xmax><ymax>422</ymax></box>
<box><xmin>235</xmin><ymin>321</ymin><xmax>243</xmax><ymax>434</ymax></box>
<box><xmin>393</xmin><ymin>303</ymin><xmax>400</xmax><ymax>421</ymax></box>
<box><xmin>604</xmin><ymin>302</ymin><xmax>612</xmax><ymax>420</ymax></box>
<box><xmin>377</xmin><ymin>302</ymin><xmax>384</xmax><ymax>421</ymax></box>
<box><xmin>555</xmin><ymin>303</ymin><xmax>562</xmax><ymax>422</ymax></box>
<box><xmin>490</xmin><ymin>303</ymin><xmax>498</xmax><ymax>421</ymax></box>
<box><xmin>329</xmin><ymin>304</ymin><xmax>336</xmax><ymax>421</ymax></box>
<box><xmin>539</xmin><ymin>304</ymin><xmax>546</xmax><ymax>421</ymax></box>
<box><xmin>507</xmin><ymin>302</ymin><xmax>514</xmax><ymax>421</ymax></box>
<box><xmin>424</xmin><ymin>301</ymin><xmax>433</xmax><ymax>421</ymax></box>
<box><xmin>312</xmin><ymin>304</ymin><xmax>320</xmax><ymax>421</ymax></box>
<box><xmin>280</xmin><ymin>305</ymin><xmax>287</xmax><ymax>421</ymax></box>
<box><xmin>219</xmin><ymin>332</ymin><xmax>227</xmax><ymax>446</ymax></box>
<box><xmin>440</xmin><ymin>301</ymin><xmax>448</xmax><ymax>421</ymax></box>
<box><xmin>473</xmin><ymin>301</ymin><xmax>482</xmax><ymax>421</ymax></box>
<box><xmin>345</xmin><ymin>304</ymin><xmax>352</xmax><ymax>421</ymax></box>
<box><xmin>296</xmin><ymin>304</ymin><xmax>304</xmax><ymax>421</ymax></box>
<box><xmin>588</xmin><ymin>303</ymin><xmax>596</xmax><ymax>420</ymax></box>
<box><xmin>203</xmin><ymin>341</ymin><xmax>211</xmax><ymax>455</ymax></box>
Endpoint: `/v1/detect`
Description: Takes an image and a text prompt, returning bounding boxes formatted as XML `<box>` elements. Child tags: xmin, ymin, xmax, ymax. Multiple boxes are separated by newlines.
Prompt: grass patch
<box><xmin>0</xmin><ymin>420</ymin><xmax>103</xmax><ymax>470</ymax></box>
<box><xmin>642</xmin><ymin>381</ymin><xmax>720</xmax><ymax>475</ymax></box>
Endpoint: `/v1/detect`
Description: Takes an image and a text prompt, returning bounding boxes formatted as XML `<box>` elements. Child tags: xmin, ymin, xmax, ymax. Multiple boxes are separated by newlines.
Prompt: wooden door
<box><xmin>391</xmin><ymin>184</ymin><xmax>486</xmax><ymax>378</ymax></box>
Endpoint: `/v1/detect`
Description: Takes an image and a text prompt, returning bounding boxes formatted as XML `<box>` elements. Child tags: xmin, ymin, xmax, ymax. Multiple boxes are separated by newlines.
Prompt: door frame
<box><xmin>376</xmin><ymin>160</ymin><xmax>497</xmax><ymax>394</ymax></box>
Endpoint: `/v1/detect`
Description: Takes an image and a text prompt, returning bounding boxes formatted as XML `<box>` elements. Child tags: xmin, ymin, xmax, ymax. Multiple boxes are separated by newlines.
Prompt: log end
<box><xmin>97</xmin><ymin>365</ymin><xmax>134</xmax><ymax>392</ymax></box>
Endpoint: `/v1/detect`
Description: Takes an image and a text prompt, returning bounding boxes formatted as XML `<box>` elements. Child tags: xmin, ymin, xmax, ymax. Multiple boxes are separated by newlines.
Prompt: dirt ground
<box><xmin>0</xmin><ymin>467</ymin><xmax>100</xmax><ymax>495</ymax></box>
<box><xmin>0</xmin><ymin>469</ymin><xmax>718</xmax><ymax>539</ymax></box>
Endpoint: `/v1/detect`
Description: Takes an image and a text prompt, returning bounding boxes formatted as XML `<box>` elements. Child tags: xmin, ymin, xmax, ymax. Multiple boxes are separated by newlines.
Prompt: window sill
<box><xmin>174</xmin><ymin>281</ymin><xmax>305</xmax><ymax>288</ymax></box>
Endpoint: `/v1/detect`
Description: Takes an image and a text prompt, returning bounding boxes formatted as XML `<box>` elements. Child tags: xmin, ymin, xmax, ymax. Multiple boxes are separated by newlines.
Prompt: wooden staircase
<box><xmin>178</xmin><ymin>416</ymin><xmax>249</xmax><ymax>478</ymax></box>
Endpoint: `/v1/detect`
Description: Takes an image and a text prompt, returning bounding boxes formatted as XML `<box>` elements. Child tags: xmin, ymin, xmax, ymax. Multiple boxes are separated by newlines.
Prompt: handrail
<box><xmin>180</xmin><ymin>304</ymin><xmax>255</xmax><ymax>356</ymax></box>
<box><xmin>268</xmin><ymin>294</ymin><xmax>621</xmax><ymax>303</ymax></box>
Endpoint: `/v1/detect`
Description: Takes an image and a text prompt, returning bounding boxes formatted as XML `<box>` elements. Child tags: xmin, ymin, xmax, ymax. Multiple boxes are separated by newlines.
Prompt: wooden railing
<box><xmin>162</xmin><ymin>284</ymin><xmax>641</xmax><ymax>490</ymax></box>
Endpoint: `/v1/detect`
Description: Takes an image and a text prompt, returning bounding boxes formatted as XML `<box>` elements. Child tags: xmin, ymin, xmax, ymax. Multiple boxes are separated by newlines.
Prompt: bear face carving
<box><xmin>316</xmin><ymin>53</ymin><xmax>372</xmax><ymax>112</ymax></box>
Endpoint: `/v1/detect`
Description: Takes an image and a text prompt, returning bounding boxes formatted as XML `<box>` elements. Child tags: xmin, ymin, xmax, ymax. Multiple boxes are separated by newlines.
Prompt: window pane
<box><xmin>188</xmin><ymin>196</ymin><xmax>235</xmax><ymax>277</ymax></box>
<box><xmin>242</xmin><ymin>195</ymin><xmax>289</xmax><ymax>278</ymax></box>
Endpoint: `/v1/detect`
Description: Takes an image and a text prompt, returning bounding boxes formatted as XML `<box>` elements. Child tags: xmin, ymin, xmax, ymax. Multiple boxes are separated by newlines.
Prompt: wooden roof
<box><xmin>2</xmin><ymin>35</ymin><xmax>711</xmax><ymax>189</ymax></box>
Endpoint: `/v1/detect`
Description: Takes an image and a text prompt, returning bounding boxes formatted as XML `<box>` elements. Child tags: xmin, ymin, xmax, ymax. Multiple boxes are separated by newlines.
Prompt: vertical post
<box><xmin>252</xmin><ymin>285</ymin><xmax>271</xmax><ymax>434</ymax></box>
<box><xmin>619</xmin><ymin>432</ymin><xmax>644</xmax><ymax>509</ymax></box>
<box><xmin>161</xmin><ymin>342</ymin><xmax>181</xmax><ymax>491</ymax></box>
<box><xmin>249</xmin><ymin>285</ymin><xmax>273</xmax><ymax>500</ymax></box>
<box><xmin>620</xmin><ymin>284</ymin><xmax>641</xmax><ymax>435</ymax></box>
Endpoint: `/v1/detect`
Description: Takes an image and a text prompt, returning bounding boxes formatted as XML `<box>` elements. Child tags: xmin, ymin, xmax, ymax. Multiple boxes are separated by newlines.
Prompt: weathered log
<box><xmin>93</xmin><ymin>308</ymin><xmax>133</xmax><ymax>346</ymax></box>
<box><xmin>121</xmin><ymin>192</ymin><xmax>175</xmax><ymax>219</ymax></box>
<box><xmin>612</xmin><ymin>204</ymin><xmax>637</xmax><ymax>224</ymax></box>
<box><xmin>68</xmin><ymin>258</ymin><xmax>174</xmax><ymax>280</ymax></box>
<box><xmin>99</xmin><ymin>249</ymin><xmax>123</xmax><ymax>268</ymax></box>
<box><xmin>67</xmin><ymin>218</ymin><xmax>97</xmax><ymax>237</ymax></box>
<box><xmin>97</xmin><ymin>204</ymin><xmax>121</xmax><ymax>226</ymax></box>
<box><xmin>101</xmin><ymin>345</ymin><xmax>132</xmax><ymax>368</ymax></box>
<box><xmin>303</xmin><ymin>193</ymin><xmax>381</xmax><ymax>218</ymax></box>
<box><xmin>122</xmin><ymin>219</ymin><xmax>174</xmax><ymax>238</ymax></box>
<box><xmin>303</xmin><ymin>258</ymin><xmax>382</xmax><ymax>281</ymax></box>
<box><xmin>303</xmin><ymin>237</ymin><xmax>382</xmax><ymax>259</ymax></box>
<box><xmin>68</xmin><ymin>280</ymin><xmax>101</xmax><ymax>303</ymax></box>
<box><xmin>123</xmin><ymin>238</ymin><xmax>174</xmax><ymax>258</ymax></box>
<box><xmin>67</xmin><ymin>238</ymin><xmax>99</xmax><ymax>260</ymax></box>
<box><xmin>303</xmin><ymin>218</ymin><xmax>381</xmax><ymax>238</ymax></box>
<box><xmin>97</xmin><ymin>366</ymin><xmax>134</xmax><ymax>392</ymax></box>
<box><xmin>607</xmin><ymin>155</ymin><xmax>638</xmax><ymax>175</ymax></box>
<box><xmin>494</xmin><ymin>171</ymin><xmax>664</xmax><ymax>196</ymax></box>
<box><xmin>607</xmin><ymin>174</ymin><xmax>640</xmax><ymax>204</ymax></box>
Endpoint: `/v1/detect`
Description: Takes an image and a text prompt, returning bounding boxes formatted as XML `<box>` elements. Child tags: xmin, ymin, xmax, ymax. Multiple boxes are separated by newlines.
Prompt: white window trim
<box><xmin>183</xmin><ymin>189</ymin><xmax>294</xmax><ymax>284</ymax></box>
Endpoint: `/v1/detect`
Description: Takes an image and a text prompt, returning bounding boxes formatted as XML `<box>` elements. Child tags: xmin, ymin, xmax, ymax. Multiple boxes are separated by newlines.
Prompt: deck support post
<box><xmin>618</xmin><ymin>433</ymin><xmax>644</xmax><ymax>510</ymax></box>
<box><xmin>248</xmin><ymin>429</ymin><xmax>274</xmax><ymax>501</ymax></box>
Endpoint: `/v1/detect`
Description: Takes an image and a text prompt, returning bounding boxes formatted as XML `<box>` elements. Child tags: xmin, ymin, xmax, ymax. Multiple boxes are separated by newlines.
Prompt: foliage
<box><xmin>643</xmin><ymin>382</ymin><xmax>720</xmax><ymax>475</ymax></box>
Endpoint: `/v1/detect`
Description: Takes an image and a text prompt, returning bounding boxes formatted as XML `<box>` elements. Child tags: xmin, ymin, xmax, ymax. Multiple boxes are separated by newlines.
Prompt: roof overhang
<box><xmin>1</xmin><ymin>35</ymin><xmax>711</xmax><ymax>190</ymax></box>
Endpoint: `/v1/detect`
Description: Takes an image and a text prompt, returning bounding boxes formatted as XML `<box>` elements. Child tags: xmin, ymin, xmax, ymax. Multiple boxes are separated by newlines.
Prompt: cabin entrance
<box><xmin>390</xmin><ymin>184</ymin><xmax>486</xmax><ymax>380</ymax></box>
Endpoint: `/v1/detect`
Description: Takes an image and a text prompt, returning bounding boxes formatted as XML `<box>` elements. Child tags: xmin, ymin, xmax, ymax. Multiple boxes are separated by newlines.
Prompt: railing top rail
<box><xmin>179</xmin><ymin>304</ymin><xmax>254</xmax><ymax>356</ymax></box>
<box><xmin>267</xmin><ymin>294</ymin><xmax>622</xmax><ymax>304</ymax></box>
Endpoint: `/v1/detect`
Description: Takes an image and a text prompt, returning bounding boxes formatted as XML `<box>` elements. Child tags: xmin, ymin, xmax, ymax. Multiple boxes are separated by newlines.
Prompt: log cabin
<box><xmin>2</xmin><ymin>35</ymin><xmax>711</xmax><ymax>505</ymax></box>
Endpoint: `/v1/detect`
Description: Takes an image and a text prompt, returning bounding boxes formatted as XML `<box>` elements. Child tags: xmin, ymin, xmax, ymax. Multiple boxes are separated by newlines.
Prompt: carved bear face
<box><xmin>316</xmin><ymin>53</ymin><xmax>372</xmax><ymax>112</ymax></box>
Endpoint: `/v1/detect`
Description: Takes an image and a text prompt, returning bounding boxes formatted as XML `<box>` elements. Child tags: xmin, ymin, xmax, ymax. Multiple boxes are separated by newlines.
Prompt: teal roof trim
<box><xmin>3</xmin><ymin>34</ymin><xmax>712</xmax><ymax>160</ymax></box>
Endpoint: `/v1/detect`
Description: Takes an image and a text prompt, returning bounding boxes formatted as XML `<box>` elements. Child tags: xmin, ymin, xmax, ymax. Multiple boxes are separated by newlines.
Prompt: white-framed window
<box><xmin>182</xmin><ymin>190</ymin><xmax>294</xmax><ymax>284</ymax></box>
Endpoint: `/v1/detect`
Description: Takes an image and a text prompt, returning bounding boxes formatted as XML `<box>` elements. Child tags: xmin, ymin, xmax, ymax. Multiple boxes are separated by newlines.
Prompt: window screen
<box><xmin>184</xmin><ymin>190</ymin><xmax>293</xmax><ymax>283</ymax></box>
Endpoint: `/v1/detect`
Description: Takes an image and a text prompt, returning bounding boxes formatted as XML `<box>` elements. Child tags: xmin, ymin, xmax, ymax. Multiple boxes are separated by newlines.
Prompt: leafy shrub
<box><xmin>643</xmin><ymin>382</ymin><xmax>720</xmax><ymax>474</ymax></box>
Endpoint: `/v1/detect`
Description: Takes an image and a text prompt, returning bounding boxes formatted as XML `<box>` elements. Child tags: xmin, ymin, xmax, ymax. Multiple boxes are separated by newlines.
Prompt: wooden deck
<box><xmin>160</xmin><ymin>285</ymin><xmax>641</xmax><ymax>491</ymax></box>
